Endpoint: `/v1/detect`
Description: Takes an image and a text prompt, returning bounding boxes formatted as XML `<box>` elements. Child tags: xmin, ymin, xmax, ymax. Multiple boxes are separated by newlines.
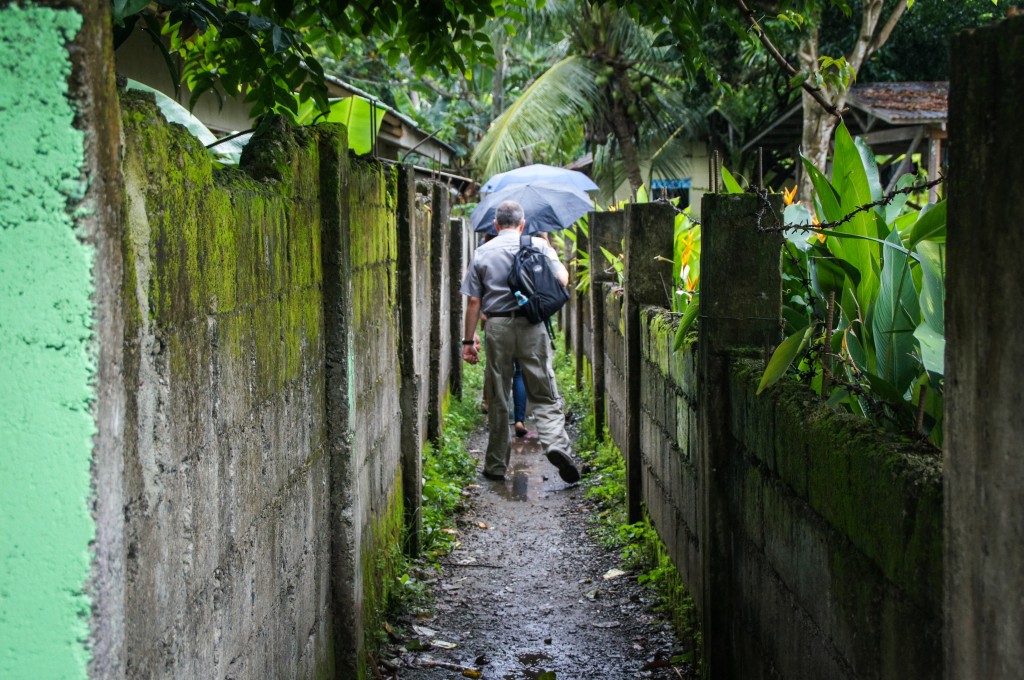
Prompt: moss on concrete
<box><xmin>731</xmin><ymin>357</ymin><xmax>942</xmax><ymax>615</ymax></box>
<box><xmin>360</xmin><ymin>473</ymin><xmax>406</xmax><ymax>677</ymax></box>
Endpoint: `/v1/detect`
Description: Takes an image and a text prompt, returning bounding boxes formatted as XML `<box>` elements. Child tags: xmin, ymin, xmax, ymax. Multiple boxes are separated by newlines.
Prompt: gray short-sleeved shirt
<box><xmin>460</xmin><ymin>229</ymin><xmax>566</xmax><ymax>314</ymax></box>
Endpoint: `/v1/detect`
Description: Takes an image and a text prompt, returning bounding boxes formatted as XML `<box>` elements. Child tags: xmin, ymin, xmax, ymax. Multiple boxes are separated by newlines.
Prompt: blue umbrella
<box><xmin>471</xmin><ymin>182</ymin><xmax>593</xmax><ymax>234</ymax></box>
<box><xmin>480</xmin><ymin>163</ymin><xmax>599</xmax><ymax>194</ymax></box>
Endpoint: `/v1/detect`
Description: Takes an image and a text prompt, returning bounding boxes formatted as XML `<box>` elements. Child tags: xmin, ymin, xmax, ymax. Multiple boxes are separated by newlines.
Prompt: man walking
<box><xmin>461</xmin><ymin>200</ymin><xmax>580</xmax><ymax>484</ymax></box>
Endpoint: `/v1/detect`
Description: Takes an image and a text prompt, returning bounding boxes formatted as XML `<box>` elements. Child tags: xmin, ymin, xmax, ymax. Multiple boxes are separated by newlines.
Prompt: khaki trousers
<box><xmin>482</xmin><ymin>316</ymin><xmax>571</xmax><ymax>475</ymax></box>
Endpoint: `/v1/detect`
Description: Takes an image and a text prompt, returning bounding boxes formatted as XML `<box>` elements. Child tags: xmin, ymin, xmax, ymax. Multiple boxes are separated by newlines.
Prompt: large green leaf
<box><xmin>885</xmin><ymin>174</ymin><xmax>916</xmax><ymax>224</ymax></box>
<box><xmin>757</xmin><ymin>325</ymin><xmax>813</xmax><ymax>394</ymax></box>
<box><xmin>322</xmin><ymin>96</ymin><xmax>384</xmax><ymax>156</ymax></box>
<box><xmin>914</xmin><ymin>324</ymin><xmax>945</xmax><ymax>379</ymax></box>
<box><xmin>809</xmin><ymin>255</ymin><xmax>858</xmax><ymax>300</ymax></box>
<box><xmin>801</xmin><ymin>158</ymin><xmax>843</xmax><ymax>222</ymax></box>
<box><xmin>292</xmin><ymin>95</ymin><xmax>385</xmax><ymax>155</ymax></box>
<box><xmin>872</xmin><ymin>226</ymin><xmax>921</xmax><ymax>394</ymax></box>
<box><xmin>782</xmin><ymin>202</ymin><xmax>814</xmax><ymax>244</ymax></box>
<box><xmin>854</xmin><ymin>135</ymin><xmax>884</xmax><ymax>203</ymax></box>
<box><xmin>720</xmin><ymin>165</ymin><xmax>744</xmax><ymax>194</ymax></box>
<box><xmin>907</xmin><ymin>200</ymin><xmax>947</xmax><ymax>247</ymax></box>
<box><xmin>917</xmin><ymin>241</ymin><xmax>945</xmax><ymax>334</ymax></box>
<box><xmin>831</xmin><ymin>122</ymin><xmax>880</xmax><ymax>305</ymax></box>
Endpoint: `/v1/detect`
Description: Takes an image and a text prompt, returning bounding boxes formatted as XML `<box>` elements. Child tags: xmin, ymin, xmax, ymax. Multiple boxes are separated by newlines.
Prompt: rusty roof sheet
<box><xmin>848</xmin><ymin>82</ymin><xmax>948</xmax><ymax>124</ymax></box>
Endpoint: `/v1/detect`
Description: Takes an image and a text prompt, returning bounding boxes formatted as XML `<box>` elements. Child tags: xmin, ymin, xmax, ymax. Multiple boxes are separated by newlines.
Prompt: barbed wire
<box><xmin>755</xmin><ymin>175</ymin><xmax>945</xmax><ymax>234</ymax></box>
<box><xmin>651</xmin><ymin>175</ymin><xmax>944</xmax><ymax>235</ymax></box>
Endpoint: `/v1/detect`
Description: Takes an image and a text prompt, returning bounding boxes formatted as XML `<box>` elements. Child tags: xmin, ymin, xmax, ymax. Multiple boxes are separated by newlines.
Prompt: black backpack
<box><xmin>507</xmin><ymin>234</ymin><xmax>570</xmax><ymax>325</ymax></box>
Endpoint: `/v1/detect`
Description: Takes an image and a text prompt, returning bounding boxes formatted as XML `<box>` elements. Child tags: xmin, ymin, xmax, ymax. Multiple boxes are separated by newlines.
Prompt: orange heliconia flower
<box><xmin>783</xmin><ymin>185</ymin><xmax>798</xmax><ymax>206</ymax></box>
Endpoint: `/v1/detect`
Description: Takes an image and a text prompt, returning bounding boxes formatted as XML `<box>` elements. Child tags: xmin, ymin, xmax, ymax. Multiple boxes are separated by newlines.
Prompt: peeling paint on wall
<box><xmin>0</xmin><ymin>5</ymin><xmax>94</xmax><ymax>679</ymax></box>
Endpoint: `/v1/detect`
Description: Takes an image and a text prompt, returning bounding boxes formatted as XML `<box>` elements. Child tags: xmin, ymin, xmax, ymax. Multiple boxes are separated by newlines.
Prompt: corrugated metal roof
<box><xmin>847</xmin><ymin>82</ymin><xmax>948</xmax><ymax>124</ymax></box>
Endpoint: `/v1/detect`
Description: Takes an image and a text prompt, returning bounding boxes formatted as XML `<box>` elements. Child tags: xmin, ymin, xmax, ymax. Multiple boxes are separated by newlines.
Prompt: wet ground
<box><xmin>378</xmin><ymin>420</ymin><xmax>696</xmax><ymax>679</ymax></box>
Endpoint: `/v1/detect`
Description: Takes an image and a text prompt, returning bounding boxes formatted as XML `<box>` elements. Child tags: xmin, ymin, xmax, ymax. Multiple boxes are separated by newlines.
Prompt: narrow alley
<box><xmin>380</xmin><ymin>425</ymin><xmax>695</xmax><ymax>679</ymax></box>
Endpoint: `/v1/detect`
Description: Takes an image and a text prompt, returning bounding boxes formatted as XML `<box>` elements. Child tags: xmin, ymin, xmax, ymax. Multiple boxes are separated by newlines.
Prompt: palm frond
<box><xmin>472</xmin><ymin>55</ymin><xmax>602</xmax><ymax>178</ymax></box>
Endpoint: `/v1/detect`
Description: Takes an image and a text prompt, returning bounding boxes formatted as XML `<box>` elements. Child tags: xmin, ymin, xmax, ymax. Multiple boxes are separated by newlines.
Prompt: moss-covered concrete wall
<box><xmin>345</xmin><ymin>157</ymin><xmax>405</xmax><ymax>677</ymax></box>
<box><xmin>602</xmin><ymin>282</ymin><xmax>627</xmax><ymax>447</ymax></box>
<box><xmin>637</xmin><ymin>309</ymin><xmax>702</xmax><ymax>613</ymax></box>
<box><xmin>118</xmin><ymin>92</ymin><xmax>334</xmax><ymax>678</ymax></box>
<box><xmin>725</xmin><ymin>359</ymin><xmax>941</xmax><ymax>679</ymax></box>
<box><xmin>588</xmin><ymin>287</ymin><xmax>943</xmax><ymax>679</ymax></box>
<box><xmin>114</xmin><ymin>93</ymin><xmax>452</xmax><ymax>679</ymax></box>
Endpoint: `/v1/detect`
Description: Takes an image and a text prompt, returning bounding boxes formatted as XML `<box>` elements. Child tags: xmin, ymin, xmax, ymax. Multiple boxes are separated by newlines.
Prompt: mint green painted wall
<box><xmin>0</xmin><ymin>6</ymin><xmax>94</xmax><ymax>679</ymax></box>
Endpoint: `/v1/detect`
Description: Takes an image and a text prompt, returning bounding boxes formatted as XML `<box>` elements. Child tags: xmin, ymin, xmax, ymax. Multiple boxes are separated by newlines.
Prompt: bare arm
<box><xmin>554</xmin><ymin>262</ymin><xmax>569</xmax><ymax>287</ymax></box>
<box><xmin>462</xmin><ymin>296</ymin><xmax>482</xmax><ymax>364</ymax></box>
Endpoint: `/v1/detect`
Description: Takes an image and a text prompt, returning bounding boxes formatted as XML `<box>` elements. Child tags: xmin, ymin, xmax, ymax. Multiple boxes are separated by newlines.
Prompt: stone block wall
<box><xmin>637</xmin><ymin>309</ymin><xmax>701</xmax><ymax>611</ymax></box>
<box><xmin>585</xmin><ymin>204</ymin><xmax>943</xmax><ymax>678</ymax></box>
<box><xmin>601</xmin><ymin>283</ymin><xmax>627</xmax><ymax>446</ymax></box>
<box><xmin>722</xmin><ymin>360</ymin><xmax>942</xmax><ymax>679</ymax></box>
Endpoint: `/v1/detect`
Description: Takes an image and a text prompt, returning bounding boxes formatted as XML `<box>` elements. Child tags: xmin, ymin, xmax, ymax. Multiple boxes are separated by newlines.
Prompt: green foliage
<box><xmin>762</xmin><ymin>121</ymin><xmax>946</xmax><ymax>446</ymax></box>
<box><xmin>385</xmin><ymin>360</ymin><xmax>485</xmax><ymax>618</ymax></box>
<box><xmin>419</xmin><ymin>366</ymin><xmax>484</xmax><ymax>560</ymax></box>
<box><xmin>471</xmin><ymin>3</ymin><xmax>706</xmax><ymax>196</ymax></box>
<box><xmin>112</xmin><ymin>0</ymin><xmax>532</xmax><ymax>119</ymax></box>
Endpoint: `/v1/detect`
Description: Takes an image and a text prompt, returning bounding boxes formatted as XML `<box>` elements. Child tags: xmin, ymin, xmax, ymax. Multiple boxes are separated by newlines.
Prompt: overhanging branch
<box><xmin>733</xmin><ymin>0</ymin><xmax>845</xmax><ymax>119</ymax></box>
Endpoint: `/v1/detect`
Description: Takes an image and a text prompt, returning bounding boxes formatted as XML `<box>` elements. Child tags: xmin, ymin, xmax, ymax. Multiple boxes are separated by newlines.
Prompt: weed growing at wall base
<box><xmin>556</xmin><ymin>331</ymin><xmax>702</xmax><ymax>664</ymax></box>
<box><xmin>387</xmin><ymin>360</ymin><xmax>484</xmax><ymax>616</ymax></box>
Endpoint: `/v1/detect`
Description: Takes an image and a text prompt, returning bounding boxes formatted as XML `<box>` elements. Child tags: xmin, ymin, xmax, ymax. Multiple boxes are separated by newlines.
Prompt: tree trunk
<box><xmin>796</xmin><ymin>0</ymin><xmax>907</xmax><ymax>202</ymax></box>
<box><xmin>799</xmin><ymin>88</ymin><xmax>839</xmax><ymax>200</ymax></box>
<box><xmin>609</xmin><ymin>100</ymin><xmax>644</xmax><ymax>195</ymax></box>
<box><xmin>797</xmin><ymin>22</ymin><xmax>843</xmax><ymax>202</ymax></box>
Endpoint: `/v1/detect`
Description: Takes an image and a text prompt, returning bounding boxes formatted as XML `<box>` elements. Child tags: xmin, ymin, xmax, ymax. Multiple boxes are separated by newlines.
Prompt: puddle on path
<box><xmin>382</xmin><ymin>419</ymin><xmax>696</xmax><ymax>679</ymax></box>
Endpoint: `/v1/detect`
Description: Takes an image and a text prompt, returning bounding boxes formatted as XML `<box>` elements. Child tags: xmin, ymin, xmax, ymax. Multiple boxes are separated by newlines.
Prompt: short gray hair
<box><xmin>494</xmin><ymin>200</ymin><xmax>524</xmax><ymax>229</ymax></box>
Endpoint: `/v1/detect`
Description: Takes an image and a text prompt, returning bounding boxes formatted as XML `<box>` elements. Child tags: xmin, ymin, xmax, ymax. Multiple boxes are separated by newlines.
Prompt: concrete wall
<box><xmin>945</xmin><ymin>15</ymin><xmax>1024</xmax><ymax>680</ymax></box>
<box><xmin>0</xmin><ymin>24</ymin><xmax>455</xmax><ymax>669</ymax></box>
<box><xmin>118</xmin><ymin>95</ymin><xmax>335</xmax><ymax>679</ymax></box>
<box><xmin>638</xmin><ymin>310</ymin><xmax>701</xmax><ymax>612</ymax></box>
<box><xmin>583</xmin><ymin>196</ymin><xmax>944</xmax><ymax>679</ymax></box>
<box><xmin>602</xmin><ymin>284</ymin><xmax>627</xmax><ymax>447</ymax></box>
<box><xmin>111</xmin><ymin>96</ymin><xmax>454</xmax><ymax>679</ymax></box>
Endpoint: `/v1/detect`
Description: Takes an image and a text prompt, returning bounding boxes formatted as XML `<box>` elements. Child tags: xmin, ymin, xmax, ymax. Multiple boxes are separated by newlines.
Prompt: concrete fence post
<box><xmin>946</xmin><ymin>15</ymin><xmax>1024</xmax><ymax>680</ymax></box>
<box><xmin>588</xmin><ymin>211</ymin><xmax>625</xmax><ymax>440</ymax></box>
<box><xmin>449</xmin><ymin>217</ymin><xmax>465</xmax><ymax>401</ymax></box>
<box><xmin>574</xmin><ymin>223</ymin><xmax>589</xmax><ymax>390</ymax></box>
<box><xmin>427</xmin><ymin>182</ymin><xmax>451</xmax><ymax>443</ymax></box>
<box><xmin>697</xmin><ymin>193</ymin><xmax>783</xmax><ymax>678</ymax></box>
<box><xmin>563</xmin><ymin>236</ymin><xmax>575</xmax><ymax>354</ymax></box>
<box><xmin>318</xmin><ymin>129</ymin><xmax>363</xmax><ymax>676</ymax></box>
<box><xmin>395</xmin><ymin>165</ymin><xmax>423</xmax><ymax>557</ymax></box>
<box><xmin>623</xmin><ymin>202</ymin><xmax>676</xmax><ymax>523</ymax></box>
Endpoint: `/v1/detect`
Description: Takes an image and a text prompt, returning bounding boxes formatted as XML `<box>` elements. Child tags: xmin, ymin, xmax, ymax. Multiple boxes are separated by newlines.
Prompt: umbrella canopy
<box><xmin>480</xmin><ymin>163</ymin><xmax>599</xmax><ymax>194</ymax></box>
<box><xmin>471</xmin><ymin>182</ymin><xmax>593</xmax><ymax>235</ymax></box>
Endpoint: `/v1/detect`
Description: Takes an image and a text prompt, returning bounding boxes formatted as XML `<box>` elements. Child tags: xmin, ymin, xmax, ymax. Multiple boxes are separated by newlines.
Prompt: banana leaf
<box><xmin>872</xmin><ymin>226</ymin><xmax>921</xmax><ymax>394</ymax></box>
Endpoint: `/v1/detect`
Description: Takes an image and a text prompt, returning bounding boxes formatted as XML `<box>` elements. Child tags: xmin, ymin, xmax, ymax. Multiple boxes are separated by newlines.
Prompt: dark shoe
<box><xmin>514</xmin><ymin>422</ymin><xmax>528</xmax><ymax>438</ymax></box>
<box><xmin>482</xmin><ymin>469</ymin><xmax>506</xmax><ymax>481</ymax></box>
<box><xmin>545</xmin><ymin>450</ymin><xmax>580</xmax><ymax>484</ymax></box>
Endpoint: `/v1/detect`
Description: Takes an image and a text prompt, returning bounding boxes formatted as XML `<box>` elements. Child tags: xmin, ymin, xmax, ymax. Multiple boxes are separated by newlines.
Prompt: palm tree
<box><xmin>472</xmin><ymin>2</ymin><xmax>703</xmax><ymax>198</ymax></box>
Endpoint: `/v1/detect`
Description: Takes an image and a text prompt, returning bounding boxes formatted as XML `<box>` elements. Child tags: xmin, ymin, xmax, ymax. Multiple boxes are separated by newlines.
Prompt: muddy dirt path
<box><xmin>381</xmin><ymin>422</ymin><xmax>696</xmax><ymax>679</ymax></box>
